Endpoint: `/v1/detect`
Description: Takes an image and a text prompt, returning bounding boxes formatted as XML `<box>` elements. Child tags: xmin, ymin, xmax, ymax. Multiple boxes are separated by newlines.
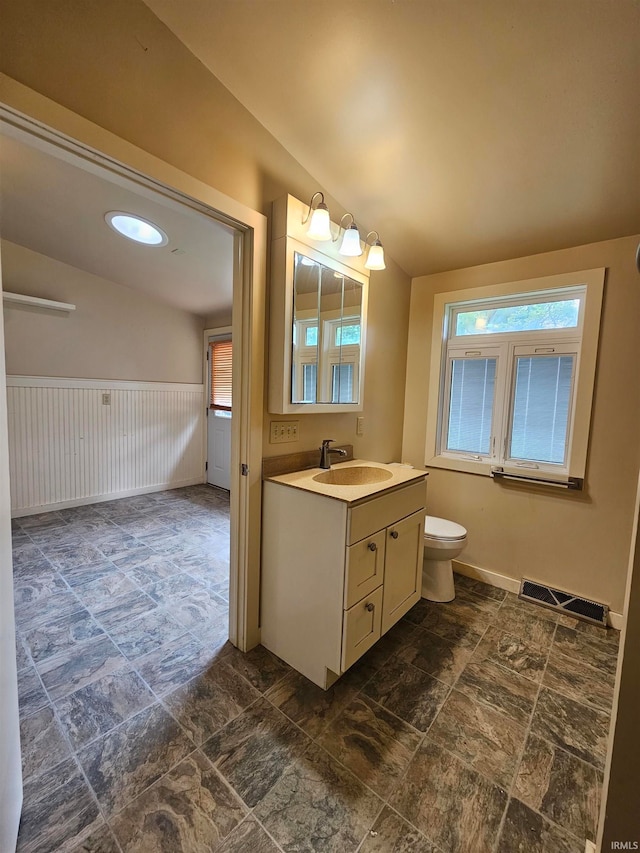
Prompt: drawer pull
<box><xmin>368</xmin><ymin>542</ymin><xmax>377</xmax><ymax>552</ymax></box>
<box><xmin>366</xmin><ymin>602</ymin><xmax>375</xmax><ymax>612</ymax></box>
<box><xmin>390</xmin><ymin>530</ymin><xmax>399</xmax><ymax>539</ymax></box>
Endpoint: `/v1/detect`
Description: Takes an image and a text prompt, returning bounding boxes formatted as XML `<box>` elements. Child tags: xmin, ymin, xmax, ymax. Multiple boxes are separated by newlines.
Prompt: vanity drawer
<box><xmin>344</xmin><ymin>530</ymin><xmax>386</xmax><ymax>609</ymax></box>
<box><xmin>341</xmin><ymin>586</ymin><xmax>383</xmax><ymax>671</ymax></box>
<box><xmin>348</xmin><ymin>480</ymin><xmax>426</xmax><ymax>545</ymax></box>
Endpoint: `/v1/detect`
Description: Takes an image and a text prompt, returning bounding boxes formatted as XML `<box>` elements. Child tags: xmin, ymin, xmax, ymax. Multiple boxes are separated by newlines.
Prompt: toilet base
<box><xmin>422</xmin><ymin>557</ymin><xmax>456</xmax><ymax>602</ymax></box>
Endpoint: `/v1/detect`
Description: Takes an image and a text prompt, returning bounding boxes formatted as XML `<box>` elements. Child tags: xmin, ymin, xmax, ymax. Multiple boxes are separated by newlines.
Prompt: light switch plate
<box><xmin>270</xmin><ymin>420</ymin><xmax>299</xmax><ymax>443</ymax></box>
<box><xmin>356</xmin><ymin>416</ymin><xmax>365</xmax><ymax>436</ymax></box>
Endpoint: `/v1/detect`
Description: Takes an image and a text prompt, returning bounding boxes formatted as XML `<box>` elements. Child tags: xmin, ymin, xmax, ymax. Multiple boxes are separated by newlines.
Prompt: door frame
<box><xmin>0</xmin><ymin>76</ymin><xmax>267</xmax><ymax>652</ymax></box>
<box><xmin>204</xmin><ymin>325</ymin><xmax>233</xmax><ymax>487</ymax></box>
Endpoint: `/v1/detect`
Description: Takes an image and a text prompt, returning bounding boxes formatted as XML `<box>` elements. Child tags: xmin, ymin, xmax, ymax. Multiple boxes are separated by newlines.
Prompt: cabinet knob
<box><xmin>366</xmin><ymin>602</ymin><xmax>375</xmax><ymax>612</ymax></box>
<box><xmin>368</xmin><ymin>542</ymin><xmax>377</xmax><ymax>552</ymax></box>
<box><xmin>390</xmin><ymin>530</ymin><xmax>399</xmax><ymax>539</ymax></box>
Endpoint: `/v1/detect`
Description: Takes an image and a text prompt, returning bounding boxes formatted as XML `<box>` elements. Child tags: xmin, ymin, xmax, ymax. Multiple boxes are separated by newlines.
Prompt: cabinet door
<box><xmin>381</xmin><ymin>510</ymin><xmax>424</xmax><ymax>634</ymax></box>
<box><xmin>342</xmin><ymin>586</ymin><xmax>383</xmax><ymax>671</ymax></box>
<box><xmin>344</xmin><ymin>530</ymin><xmax>386</xmax><ymax>608</ymax></box>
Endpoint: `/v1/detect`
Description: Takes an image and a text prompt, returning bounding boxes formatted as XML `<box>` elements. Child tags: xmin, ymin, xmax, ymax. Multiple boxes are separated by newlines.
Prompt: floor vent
<box><xmin>519</xmin><ymin>579</ymin><xmax>608</xmax><ymax>627</ymax></box>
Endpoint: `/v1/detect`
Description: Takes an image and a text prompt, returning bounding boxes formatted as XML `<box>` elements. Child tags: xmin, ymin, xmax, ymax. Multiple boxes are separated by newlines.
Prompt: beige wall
<box><xmin>2</xmin><ymin>241</ymin><xmax>205</xmax><ymax>383</ymax></box>
<box><xmin>0</xmin><ymin>0</ymin><xmax>411</xmax><ymax>462</ymax></box>
<box><xmin>403</xmin><ymin>234</ymin><xmax>640</xmax><ymax>613</ymax></box>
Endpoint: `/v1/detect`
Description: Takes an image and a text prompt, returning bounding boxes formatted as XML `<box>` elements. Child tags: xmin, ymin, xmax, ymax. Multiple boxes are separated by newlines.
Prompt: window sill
<box><xmin>426</xmin><ymin>455</ymin><xmax>581</xmax><ymax>489</ymax></box>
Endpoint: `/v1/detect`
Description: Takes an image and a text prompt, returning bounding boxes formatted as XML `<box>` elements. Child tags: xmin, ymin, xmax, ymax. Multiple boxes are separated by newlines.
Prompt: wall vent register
<box><xmin>519</xmin><ymin>578</ymin><xmax>608</xmax><ymax>627</ymax></box>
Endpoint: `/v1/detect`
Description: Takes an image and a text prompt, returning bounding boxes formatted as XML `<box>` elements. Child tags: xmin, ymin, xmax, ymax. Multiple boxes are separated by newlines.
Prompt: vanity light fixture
<box><xmin>334</xmin><ymin>213</ymin><xmax>363</xmax><ymax>257</ymax></box>
<box><xmin>364</xmin><ymin>231</ymin><xmax>386</xmax><ymax>270</ymax></box>
<box><xmin>302</xmin><ymin>192</ymin><xmax>332</xmax><ymax>241</ymax></box>
<box><xmin>105</xmin><ymin>211</ymin><xmax>168</xmax><ymax>247</ymax></box>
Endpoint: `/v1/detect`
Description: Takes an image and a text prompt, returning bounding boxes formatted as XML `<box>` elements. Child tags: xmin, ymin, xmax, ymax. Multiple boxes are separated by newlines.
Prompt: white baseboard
<box><xmin>607</xmin><ymin>611</ymin><xmax>624</xmax><ymax>630</ymax></box>
<box><xmin>11</xmin><ymin>478</ymin><xmax>205</xmax><ymax>517</ymax></box>
<box><xmin>453</xmin><ymin>560</ymin><xmax>623</xmax><ymax>631</ymax></box>
<box><xmin>453</xmin><ymin>560</ymin><xmax>521</xmax><ymax>594</ymax></box>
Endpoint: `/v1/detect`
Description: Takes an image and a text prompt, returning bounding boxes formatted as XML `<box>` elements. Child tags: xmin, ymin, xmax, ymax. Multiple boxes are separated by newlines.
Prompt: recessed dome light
<box><xmin>105</xmin><ymin>211</ymin><xmax>168</xmax><ymax>246</ymax></box>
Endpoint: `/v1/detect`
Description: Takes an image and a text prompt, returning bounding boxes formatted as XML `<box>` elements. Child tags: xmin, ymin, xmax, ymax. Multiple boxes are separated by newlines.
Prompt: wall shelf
<box><xmin>2</xmin><ymin>292</ymin><xmax>76</xmax><ymax>312</ymax></box>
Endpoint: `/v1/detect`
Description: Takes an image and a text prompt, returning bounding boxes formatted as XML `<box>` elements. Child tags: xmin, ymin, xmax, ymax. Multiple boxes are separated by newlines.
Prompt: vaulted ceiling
<box><xmin>145</xmin><ymin>0</ymin><xmax>640</xmax><ymax>276</ymax></box>
<box><xmin>0</xmin><ymin>133</ymin><xmax>235</xmax><ymax>316</ymax></box>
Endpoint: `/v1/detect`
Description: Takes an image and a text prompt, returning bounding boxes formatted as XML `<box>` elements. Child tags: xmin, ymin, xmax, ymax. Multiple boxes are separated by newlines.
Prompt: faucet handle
<box><xmin>321</xmin><ymin>438</ymin><xmax>334</xmax><ymax>448</ymax></box>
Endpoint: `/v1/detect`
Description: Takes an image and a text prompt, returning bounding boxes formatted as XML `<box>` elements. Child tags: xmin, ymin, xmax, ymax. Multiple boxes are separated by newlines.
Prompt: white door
<box><xmin>207</xmin><ymin>334</ymin><xmax>232</xmax><ymax>490</ymax></box>
<box><xmin>208</xmin><ymin>410</ymin><xmax>232</xmax><ymax>489</ymax></box>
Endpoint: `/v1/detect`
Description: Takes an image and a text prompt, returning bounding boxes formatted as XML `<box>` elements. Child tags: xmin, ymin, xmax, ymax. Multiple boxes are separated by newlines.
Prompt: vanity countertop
<box><xmin>264</xmin><ymin>459</ymin><xmax>428</xmax><ymax>505</ymax></box>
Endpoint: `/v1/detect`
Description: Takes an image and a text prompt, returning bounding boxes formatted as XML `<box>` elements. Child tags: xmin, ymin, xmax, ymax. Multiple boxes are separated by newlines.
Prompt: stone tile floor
<box><xmin>12</xmin><ymin>485</ymin><xmax>619</xmax><ymax>852</ymax></box>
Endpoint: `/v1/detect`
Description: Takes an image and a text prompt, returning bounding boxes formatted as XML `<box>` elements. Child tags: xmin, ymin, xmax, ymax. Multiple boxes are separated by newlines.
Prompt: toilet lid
<box><xmin>424</xmin><ymin>515</ymin><xmax>467</xmax><ymax>541</ymax></box>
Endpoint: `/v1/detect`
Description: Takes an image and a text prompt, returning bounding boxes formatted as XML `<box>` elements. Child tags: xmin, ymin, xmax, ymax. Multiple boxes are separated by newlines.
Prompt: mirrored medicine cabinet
<box><xmin>268</xmin><ymin>194</ymin><xmax>370</xmax><ymax>414</ymax></box>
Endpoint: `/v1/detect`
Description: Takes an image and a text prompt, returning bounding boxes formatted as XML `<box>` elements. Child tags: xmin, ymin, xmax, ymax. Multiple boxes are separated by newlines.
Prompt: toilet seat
<box><xmin>424</xmin><ymin>515</ymin><xmax>467</xmax><ymax>541</ymax></box>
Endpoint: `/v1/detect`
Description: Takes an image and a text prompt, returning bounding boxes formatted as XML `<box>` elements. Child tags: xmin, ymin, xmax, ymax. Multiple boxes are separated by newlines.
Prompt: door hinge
<box><xmin>205</xmin><ymin>461</ymin><xmax>208</xmax><ymax>471</ymax></box>
<box><xmin>241</xmin><ymin>463</ymin><xmax>249</xmax><ymax>476</ymax></box>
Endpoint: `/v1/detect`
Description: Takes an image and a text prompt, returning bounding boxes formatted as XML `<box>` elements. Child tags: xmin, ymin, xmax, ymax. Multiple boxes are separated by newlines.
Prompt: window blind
<box><xmin>209</xmin><ymin>340</ymin><xmax>232</xmax><ymax>411</ymax></box>
<box><xmin>510</xmin><ymin>355</ymin><xmax>573</xmax><ymax>464</ymax></box>
<box><xmin>331</xmin><ymin>363</ymin><xmax>355</xmax><ymax>403</ymax></box>
<box><xmin>302</xmin><ymin>363</ymin><xmax>317</xmax><ymax>402</ymax></box>
<box><xmin>447</xmin><ymin>357</ymin><xmax>496</xmax><ymax>455</ymax></box>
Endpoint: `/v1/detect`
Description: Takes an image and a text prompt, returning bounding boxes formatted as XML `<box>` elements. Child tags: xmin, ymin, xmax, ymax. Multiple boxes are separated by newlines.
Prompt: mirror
<box><xmin>291</xmin><ymin>252</ymin><xmax>363</xmax><ymax>405</ymax></box>
<box><xmin>268</xmin><ymin>194</ymin><xmax>369</xmax><ymax>414</ymax></box>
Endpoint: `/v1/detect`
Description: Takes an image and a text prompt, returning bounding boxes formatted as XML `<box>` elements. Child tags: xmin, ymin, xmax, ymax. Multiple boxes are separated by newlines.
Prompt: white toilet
<box><xmin>422</xmin><ymin>515</ymin><xmax>468</xmax><ymax>602</ymax></box>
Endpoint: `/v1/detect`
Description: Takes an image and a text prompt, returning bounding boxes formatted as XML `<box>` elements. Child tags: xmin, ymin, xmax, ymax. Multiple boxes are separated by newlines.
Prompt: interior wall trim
<box><xmin>7</xmin><ymin>375</ymin><xmax>204</xmax><ymax>393</ymax></box>
<box><xmin>11</xmin><ymin>478</ymin><xmax>204</xmax><ymax>518</ymax></box>
<box><xmin>7</xmin><ymin>377</ymin><xmax>205</xmax><ymax>513</ymax></box>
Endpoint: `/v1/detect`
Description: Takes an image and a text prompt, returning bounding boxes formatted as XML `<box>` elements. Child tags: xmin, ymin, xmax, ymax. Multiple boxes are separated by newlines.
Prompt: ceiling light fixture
<box><xmin>301</xmin><ymin>192</ymin><xmax>332</xmax><ymax>241</ymax></box>
<box><xmin>334</xmin><ymin>213</ymin><xmax>363</xmax><ymax>257</ymax></box>
<box><xmin>105</xmin><ymin>211</ymin><xmax>168</xmax><ymax>247</ymax></box>
<box><xmin>364</xmin><ymin>231</ymin><xmax>386</xmax><ymax>270</ymax></box>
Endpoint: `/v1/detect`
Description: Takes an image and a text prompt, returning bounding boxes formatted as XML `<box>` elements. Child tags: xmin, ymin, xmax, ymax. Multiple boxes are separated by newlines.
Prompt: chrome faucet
<box><xmin>319</xmin><ymin>439</ymin><xmax>348</xmax><ymax>469</ymax></box>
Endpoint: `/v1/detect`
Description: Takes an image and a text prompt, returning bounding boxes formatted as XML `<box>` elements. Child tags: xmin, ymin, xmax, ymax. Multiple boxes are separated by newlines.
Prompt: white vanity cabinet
<box><xmin>261</xmin><ymin>474</ymin><xmax>426</xmax><ymax>689</ymax></box>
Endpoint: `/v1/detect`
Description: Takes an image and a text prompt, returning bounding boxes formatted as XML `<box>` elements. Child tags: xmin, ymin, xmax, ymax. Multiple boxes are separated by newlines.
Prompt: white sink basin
<box><xmin>313</xmin><ymin>466</ymin><xmax>393</xmax><ymax>486</ymax></box>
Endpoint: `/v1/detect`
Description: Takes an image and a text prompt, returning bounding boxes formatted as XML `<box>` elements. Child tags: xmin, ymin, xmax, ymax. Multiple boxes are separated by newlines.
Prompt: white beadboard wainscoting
<box><xmin>7</xmin><ymin>376</ymin><xmax>205</xmax><ymax>516</ymax></box>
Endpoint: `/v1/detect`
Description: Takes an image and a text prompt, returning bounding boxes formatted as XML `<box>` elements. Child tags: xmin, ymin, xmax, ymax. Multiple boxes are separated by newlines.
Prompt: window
<box><xmin>425</xmin><ymin>269</ymin><xmax>605</xmax><ymax>485</ymax></box>
<box><xmin>209</xmin><ymin>339</ymin><xmax>232</xmax><ymax>415</ymax></box>
<box><xmin>335</xmin><ymin>323</ymin><xmax>361</xmax><ymax>346</ymax></box>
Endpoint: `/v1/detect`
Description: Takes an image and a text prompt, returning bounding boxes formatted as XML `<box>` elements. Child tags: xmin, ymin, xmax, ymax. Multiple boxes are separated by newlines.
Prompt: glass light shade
<box><xmin>105</xmin><ymin>211</ymin><xmax>168</xmax><ymax>246</ymax></box>
<box><xmin>306</xmin><ymin>205</ymin><xmax>332</xmax><ymax>241</ymax></box>
<box><xmin>365</xmin><ymin>242</ymin><xmax>386</xmax><ymax>270</ymax></box>
<box><xmin>339</xmin><ymin>224</ymin><xmax>363</xmax><ymax>256</ymax></box>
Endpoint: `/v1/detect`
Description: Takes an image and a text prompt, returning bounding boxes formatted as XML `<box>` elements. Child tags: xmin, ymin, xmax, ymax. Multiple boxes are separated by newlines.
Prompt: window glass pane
<box><xmin>302</xmin><ymin>363</ymin><xmax>317</xmax><ymax>402</ymax></box>
<box><xmin>510</xmin><ymin>355</ymin><xmax>574</xmax><ymax>464</ymax></box>
<box><xmin>446</xmin><ymin>358</ymin><xmax>496</xmax><ymax>455</ymax></box>
<box><xmin>305</xmin><ymin>326</ymin><xmax>318</xmax><ymax>346</ymax></box>
<box><xmin>455</xmin><ymin>299</ymin><xmax>580</xmax><ymax>335</ymax></box>
<box><xmin>335</xmin><ymin>324</ymin><xmax>361</xmax><ymax>346</ymax></box>
<box><xmin>332</xmin><ymin>363</ymin><xmax>354</xmax><ymax>403</ymax></box>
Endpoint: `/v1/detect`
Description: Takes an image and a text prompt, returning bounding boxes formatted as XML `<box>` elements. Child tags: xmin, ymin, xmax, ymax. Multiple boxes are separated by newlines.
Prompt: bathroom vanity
<box><xmin>261</xmin><ymin>460</ymin><xmax>428</xmax><ymax>689</ymax></box>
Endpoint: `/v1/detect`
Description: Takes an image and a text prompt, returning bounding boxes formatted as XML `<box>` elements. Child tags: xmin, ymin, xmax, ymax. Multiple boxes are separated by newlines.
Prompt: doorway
<box><xmin>0</xmin><ymin>94</ymin><xmax>266</xmax><ymax>650</ymax></box>
<box><xmin>0</xmin><ymin>80</ymin><xmax>266</xmax><ymax>852</ymax></box>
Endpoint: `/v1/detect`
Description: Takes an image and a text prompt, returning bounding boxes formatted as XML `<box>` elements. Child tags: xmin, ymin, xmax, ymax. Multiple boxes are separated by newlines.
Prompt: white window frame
<box><xmin>320</xmin><ymin>314</ymin><xmax>361</xmax><ymax>404</ymax></box>
<box><xmin>425</xmin><ymin>268</ymin><xmax>605</xmax><ymax>485</ymax></box>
